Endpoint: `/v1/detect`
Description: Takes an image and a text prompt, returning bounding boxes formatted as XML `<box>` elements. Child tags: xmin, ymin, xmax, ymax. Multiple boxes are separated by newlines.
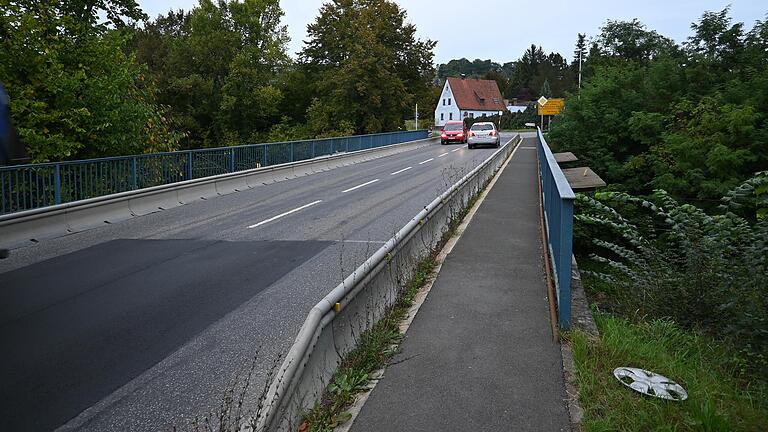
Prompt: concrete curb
<box><xmin>0</xmin><ymin>137</ymin><xmax>436</xmax><ymax>250</ymax></box>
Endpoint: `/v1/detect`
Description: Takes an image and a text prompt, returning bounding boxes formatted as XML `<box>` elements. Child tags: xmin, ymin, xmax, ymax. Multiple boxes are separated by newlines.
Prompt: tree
<box><xmin>540</xmin><ymin>79</ymin><xmax>552</xmax><ymax>98</ymax></box>
<box><xmin>505</xmin><ymin>45</ymin><xmax>575</xmax><ymax>100</ymax></box>
<box><xmin>132</xmin><ymin>0</ymin><xmax>289</xmax><ymax>147</ymax></box>
<box><xmin>437</xmin><ymin>58</ymin><xmax>502</xmax><ymax>80</ymax></box>
<box><xmin>301</xmin><ymin>0</ymin><xmax>435</xmax><ymax>134</ymax></box>
<box><xmin>573</xmin><ymin>33</ymin><xmax>587</xmax><ymax>66</ymax></box>
<box><xmin>550</xmin><ymin>10</ymin><xmax>768</xmax><ymax>205</ymax></box>
<box><xmin>594</xmin><ymin>19</ymin><xmax>677</xmax><ymax>63</ymax></box>
<box><xmin>483</xmin><ymin>69</ymin><xmax>509</xmax><ymax>99</ymax></box>
<box><xmin>0</xmin><ymin>0</ymin><xmax>177</xmax><ymax>161</ymax></box>
<box><xmin>573</xmin><ymin>33</ymin><xmax>587</xmax><ymax>91</ymax></box>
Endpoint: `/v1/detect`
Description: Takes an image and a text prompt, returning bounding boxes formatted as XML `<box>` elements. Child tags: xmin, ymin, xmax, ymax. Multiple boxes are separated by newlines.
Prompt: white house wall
<box><xmin>434</xmin><ymin>81</ymin><xmax>460</xmax><ymax>127</ymax></box>
<box><xmin>460</xmin><ymin>110</ymin><xmax>505</xmax><ymax>119</ymax></box>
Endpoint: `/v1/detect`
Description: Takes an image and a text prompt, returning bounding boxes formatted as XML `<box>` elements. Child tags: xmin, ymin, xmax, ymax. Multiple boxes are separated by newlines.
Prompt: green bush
<box><xmin>575</xmin><ymin>179</ymin><xmax>768</xmax><ymax>377</ymax></box>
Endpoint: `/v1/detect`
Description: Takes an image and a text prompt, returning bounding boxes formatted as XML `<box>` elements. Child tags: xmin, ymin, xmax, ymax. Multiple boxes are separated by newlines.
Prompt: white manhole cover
<box><xmin>613</xmin><ymin>367</ymin><xmax>688</xmax><ymax>401</ymax></box>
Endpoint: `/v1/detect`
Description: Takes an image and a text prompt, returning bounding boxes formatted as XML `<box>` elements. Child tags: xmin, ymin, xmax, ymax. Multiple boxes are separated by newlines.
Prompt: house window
<box><xmin>449</xmin><ymin>113</ymin><xmax>453</xmax><ymax>120</ymax></box>
<box><xmin>440</xmin><ymin>113</ymin><xmax>444</xmax><ymax>121</ymax></box>
<box><xmin>469</xmin><ymin>113</ymin><xmax>474</xmax><ymax>118</ymax></box>
<box><xmin>442</xmin><ymin>99</ymin><xmax>446</xmax><ymax>106</ymax></box>
<box><xmin>448</xmin><ymin>98</ymin><xmax>451</xmax><ymax>105</ymax></box>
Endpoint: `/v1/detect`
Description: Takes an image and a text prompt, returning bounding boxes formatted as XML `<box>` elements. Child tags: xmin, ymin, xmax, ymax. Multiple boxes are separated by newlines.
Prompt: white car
<box><xmin>467</xmin><ymin>122</ymin><xmax>500</xmax><ymax>149</ymax></box>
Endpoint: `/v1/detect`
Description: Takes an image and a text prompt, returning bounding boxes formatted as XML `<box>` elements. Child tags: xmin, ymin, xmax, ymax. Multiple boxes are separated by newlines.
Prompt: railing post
<box><xmin>229</xmin><ymin>148</ymin><xmax>236</xmax><ymax>172</ymax></box>
<box><xmin>54</xmin><ymin>164</ymin><xmax>62</xmax><ymax>205</ymax></box>
<box><xmin>311</xmin><ymin>141</ymin><xmax>315</xmax><ymax>159</ymax></box>
<box><xmin>131</xmin><ymin>157</ymin><xmax>138</xmax><ymax>190</ymax></box>
<box><xmin>263</xmin><ymin>144</ymin><xmax>268</xmax><ymax>166</ymax></box>
<box><xmin>290</xmin><ymin>142</ymin><xmax>295</xmax><ymax>162</ymax></box>
<box><xmin>187</xmin><ymin>151</ymin><xmax>193</xmax><ymax>180</ymax></box>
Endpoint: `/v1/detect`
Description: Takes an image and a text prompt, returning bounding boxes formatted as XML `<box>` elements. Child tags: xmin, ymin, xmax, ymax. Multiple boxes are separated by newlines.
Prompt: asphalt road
<box><xmin>0</xmin><ymin>135</ymin><xmax>515</xmax><ymax>432</ymax></box>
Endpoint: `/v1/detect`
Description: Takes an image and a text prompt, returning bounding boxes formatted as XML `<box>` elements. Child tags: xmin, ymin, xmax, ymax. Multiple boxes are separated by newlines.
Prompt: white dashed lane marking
<box><xmin>390</xmin><ymin>167</ymin><xmax>412</xmax><ymax>175</ymax></box>
<box><xmin>341</xmin><ymin>179</ymin><xmax>380</xmax><ymax>193</ymax></box>
<box><xmin>248</xmin><ymin>200</ymin><xmax>322</xmax><ymax>228</ymax></box>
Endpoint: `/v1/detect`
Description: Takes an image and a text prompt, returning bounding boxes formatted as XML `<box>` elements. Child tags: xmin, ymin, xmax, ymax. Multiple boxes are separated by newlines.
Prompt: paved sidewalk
<box><xmin>349</xmin><ymin>137</ymin><xmax>570</xmax><ymax>431</ymax></box>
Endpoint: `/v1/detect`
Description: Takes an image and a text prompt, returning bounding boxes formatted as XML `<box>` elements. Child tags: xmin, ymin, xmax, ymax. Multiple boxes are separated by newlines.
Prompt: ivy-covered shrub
<box><xmin>575</xmin><ymin>176</ymin><xmax>768</xmax><ymax>376</ymax></box>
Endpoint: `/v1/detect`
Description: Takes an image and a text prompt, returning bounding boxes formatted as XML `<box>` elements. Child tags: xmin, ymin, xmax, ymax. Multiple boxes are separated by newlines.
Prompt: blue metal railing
<box><xmin>536</xmin><ymin>128</ymin><xmax>575</xmax><ymax>329</ymax></box>
<box><xmin>0</xmin><ymin>130</ymin><xmax>428</xmax><ymax>215</ymax></box>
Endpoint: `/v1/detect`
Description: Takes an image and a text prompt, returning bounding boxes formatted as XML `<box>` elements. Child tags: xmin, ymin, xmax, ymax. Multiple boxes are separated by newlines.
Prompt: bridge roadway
<box><xmin>0</xmin><ymin>134</ymin><xmax>514</xmax><ymax>432</ymax></box>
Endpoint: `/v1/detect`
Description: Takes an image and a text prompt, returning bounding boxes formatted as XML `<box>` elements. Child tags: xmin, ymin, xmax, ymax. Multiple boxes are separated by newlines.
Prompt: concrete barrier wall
<box><xmin>257</xmin><ymin>135</ymin><xmax>521</xmax><ymax>431</ymax></box>
<box><xmin>0</xmin><ymin>137</ymin><xmax>436</xmax><ymax>250</ymax></box>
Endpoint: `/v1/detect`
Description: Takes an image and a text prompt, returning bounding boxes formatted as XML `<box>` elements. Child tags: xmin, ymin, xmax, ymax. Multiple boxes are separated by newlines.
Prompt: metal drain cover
<box><xmin>613</xmin><ymin>367</ymin><xmax>688</xmax><ymax>401</ymax></box>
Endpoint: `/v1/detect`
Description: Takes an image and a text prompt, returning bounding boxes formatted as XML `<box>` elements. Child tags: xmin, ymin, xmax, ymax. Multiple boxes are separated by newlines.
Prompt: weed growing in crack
<box><xmin>172</xmin><ymin>349</ymin><xmax>283</xmax><ymax>432</ymax></box>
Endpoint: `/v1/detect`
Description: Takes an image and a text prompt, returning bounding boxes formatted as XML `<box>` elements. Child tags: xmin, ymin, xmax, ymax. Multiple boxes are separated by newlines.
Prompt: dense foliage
<box><xmin>131</xmin><ymin>0</ymin><xmax>290</xmax><ymax>149</ymax></box>
<box><xmin>0</xmin><ymin>0</ymin><xmax>179</xmax><ymax>161</ymax></box>
<box><xmin>298</xmin><ymin>0</ymin><xmax>436</xmax><ymax>136</ymax></box>
<box><xmin>560</xmin><ymin>9</ymin><xmax>768</xmax><ymax>379</ymax></box>
<box><xmin>550</xmin><ymin>10</ymin><xmax>768</xmax><ymax>205</ymax></box>
<box><xmin>576</xmin><ymin>184</ymin><xmax>768</xmax><ymax>375</ymax></box>
<box><xmin>0</xmin><ymin>0</ymin><xmax>436</xmax><ymax>161</ymax></box>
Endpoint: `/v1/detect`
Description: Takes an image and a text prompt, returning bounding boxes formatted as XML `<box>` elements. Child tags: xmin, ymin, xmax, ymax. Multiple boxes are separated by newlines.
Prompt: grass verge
<box><xmin>569</xmin><ymin>311</ymin><xmax>767</xmax><ymax>432</ymax></box>
<box><xmin>299</xmin><ymin>257</ymin><xmax>436</xmax><ymax>432</ymax></box>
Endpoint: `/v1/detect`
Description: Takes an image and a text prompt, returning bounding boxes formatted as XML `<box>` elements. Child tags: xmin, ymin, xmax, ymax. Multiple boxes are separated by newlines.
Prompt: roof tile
<box><xmin>446</xmin><ymin>77</ymin><xmax>505</xmax><ymax>111</ymax></box>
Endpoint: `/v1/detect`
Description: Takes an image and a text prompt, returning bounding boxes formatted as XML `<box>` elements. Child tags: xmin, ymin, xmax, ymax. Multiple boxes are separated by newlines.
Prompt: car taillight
<box><xmin>469</xmin><ymin>132</ymin><xmax>475</xmax><ymax>137</ymax></box>
<box><xmin>489</xmin><ymin>130</ymin><xmax>496</xmax><ymax>136</ymax></box>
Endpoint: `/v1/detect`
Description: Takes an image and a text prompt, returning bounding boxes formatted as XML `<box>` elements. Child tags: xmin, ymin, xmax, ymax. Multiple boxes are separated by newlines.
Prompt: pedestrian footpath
<box><xmin>349</xmin><ymin>137</ymin><xmax>570</xmax><ymax>431</ymax></box>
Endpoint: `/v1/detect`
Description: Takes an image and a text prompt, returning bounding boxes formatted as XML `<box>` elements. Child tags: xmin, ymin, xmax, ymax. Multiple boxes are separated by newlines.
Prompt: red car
<box><xmin>440</xmin><ymin>121</ymin><xmax>467</xmax><ymax>144</ymax></box>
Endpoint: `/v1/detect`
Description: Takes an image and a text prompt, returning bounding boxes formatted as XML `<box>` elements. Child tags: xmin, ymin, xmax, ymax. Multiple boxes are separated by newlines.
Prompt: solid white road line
<box><xmin>248</xmin><ymin>200</ymin><xmax>322</xmax><ymax>228</ymax></box>
<box><xmin>438</xmin><ymin>153</ymin><xmax>449</xmax><ymax>158</ymax></box>
<box><xmin>418</xmin><ymin>158</ymin><xmax>434</xmax><ymax>165</ymax></box>
<box><xmin>451</xmin><ymin>148</ymin><xmax>461</xmax><ymax>152</ymax></box>
<box><xmin>390</xmin><ymin>166</ymin><xmax>412</xmax><ymax>175</ymax></box>
<box><xmin>342</xmin><ymin>179</ymin><xmax>380</xmax><ymax>193</ymax></box>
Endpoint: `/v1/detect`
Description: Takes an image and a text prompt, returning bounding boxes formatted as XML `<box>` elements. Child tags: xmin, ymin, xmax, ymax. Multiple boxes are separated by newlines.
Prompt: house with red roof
<box><xmin>434</xmin><ymin>76</ymin><xmax>506</xmax><ymax>127</ymax></box>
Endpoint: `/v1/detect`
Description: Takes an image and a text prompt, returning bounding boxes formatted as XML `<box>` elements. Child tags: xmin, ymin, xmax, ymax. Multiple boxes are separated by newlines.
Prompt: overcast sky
<box><xmin>138</xmin><ymin>0</ymin><xmax>766</xmax><ymax>64</ymax></box>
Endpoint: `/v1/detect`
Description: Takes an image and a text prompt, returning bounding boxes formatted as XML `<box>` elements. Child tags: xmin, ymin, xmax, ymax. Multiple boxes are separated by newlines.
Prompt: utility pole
<box><xmin>578</xmin><ymin>49</ymin><xmax>583</xmax><ymax>99</ymax></box>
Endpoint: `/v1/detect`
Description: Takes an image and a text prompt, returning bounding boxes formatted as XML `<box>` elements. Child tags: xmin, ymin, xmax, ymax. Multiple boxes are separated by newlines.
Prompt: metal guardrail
<box><xmin>536</xmin><ymin>128</ymin><xmax>575</xmax><ymax>329</ymax></box>
<box><xmin>255</xmin><ymin>135</ymin><xmax>521</xmax><ymax>431</ymax></box>
<box><xmin>0</xmin><ymin>130</ymin><xmax>428</xmax><ymax>215</ymax></box>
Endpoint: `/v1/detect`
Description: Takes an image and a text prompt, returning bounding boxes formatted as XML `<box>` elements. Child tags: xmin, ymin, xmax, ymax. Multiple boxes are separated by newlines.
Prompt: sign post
<box><xmin>537</xmin><ymin>97</ymin><xmax>565</xmax><ymax>131</ymax></box>
<box><xmin>538</xmin><ymin>96</ymin><xmax>548</xmax><ymax>131</ymax></box>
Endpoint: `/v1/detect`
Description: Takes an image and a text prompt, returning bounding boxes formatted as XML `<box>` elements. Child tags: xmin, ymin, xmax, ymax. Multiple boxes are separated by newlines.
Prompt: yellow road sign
<box><xmin>537</xmin><ymin>98</ymin><xmax>564</xmax><ymax>115</ymax></box>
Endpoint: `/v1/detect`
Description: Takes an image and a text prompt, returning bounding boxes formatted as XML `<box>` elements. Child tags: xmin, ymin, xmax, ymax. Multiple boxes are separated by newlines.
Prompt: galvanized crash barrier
<box><xmin>536</xmin><ymin>128</ymin><xmax>575</xmax><ymax>329</ymax></box>
<box><xmin>0</xmin><ymin>130</ymin><xmax>428</xmax><ymax>215</ymax></box>
<box><xmin>254</xmin><ymin>135</ymin><xmax>521</xmax><ymax>432</ymax></box>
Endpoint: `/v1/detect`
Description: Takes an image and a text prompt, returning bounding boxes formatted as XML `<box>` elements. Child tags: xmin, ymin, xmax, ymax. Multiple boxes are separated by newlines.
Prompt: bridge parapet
<box><xmin>536</xmin><ymin>128</ymin><xmax>575</xmax><ymax>329</ymax></box>
<box><xmin>0</xmin><ymin>130</ymin><xmax>428</xmax><ymax>215</ymax></box>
